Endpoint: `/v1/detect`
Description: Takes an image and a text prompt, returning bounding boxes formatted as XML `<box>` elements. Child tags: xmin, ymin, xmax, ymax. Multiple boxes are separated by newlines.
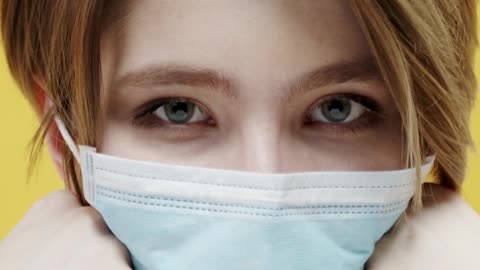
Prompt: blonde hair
<box><xmin>1</xmin><ymin>0</ymin><xmax>477</xmax><ymax>208</ymax></box>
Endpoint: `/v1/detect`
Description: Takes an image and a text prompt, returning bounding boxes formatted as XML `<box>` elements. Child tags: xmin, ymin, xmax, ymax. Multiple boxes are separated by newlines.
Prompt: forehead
<box><xmin>101</xmin><ymin>0</ymin><xmax>372</xmax><ymax>93</ymax></box>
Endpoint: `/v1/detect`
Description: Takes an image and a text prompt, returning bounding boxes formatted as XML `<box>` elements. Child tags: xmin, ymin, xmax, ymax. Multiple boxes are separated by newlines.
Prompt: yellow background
<box><xmin>1</xmin><ymin>37</ymin><xmax>480</xmax><ymax>240</ymax></box>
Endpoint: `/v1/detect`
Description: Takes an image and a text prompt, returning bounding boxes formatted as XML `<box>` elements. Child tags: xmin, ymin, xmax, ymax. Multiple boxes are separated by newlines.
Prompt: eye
<box><xmin>151</xmin><ymin>98</ymin><xmax>209</xmax><ymax>124</ymax></box>
<box><xmin>306</xmin><ymin>94</ymin><xmax>379</xmax><ymax>124</ymax></box>
<box><xmin>134</xmin><ymin>97</ymin><xmax>213</xmax><ymax>129</ymax></box>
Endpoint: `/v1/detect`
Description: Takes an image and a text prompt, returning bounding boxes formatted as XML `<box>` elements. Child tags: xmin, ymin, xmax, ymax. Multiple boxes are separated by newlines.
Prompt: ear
<box><xmin>32</xmin><ymin>75</ymin><xmax>66</xmax><ymax>182</ymax></box>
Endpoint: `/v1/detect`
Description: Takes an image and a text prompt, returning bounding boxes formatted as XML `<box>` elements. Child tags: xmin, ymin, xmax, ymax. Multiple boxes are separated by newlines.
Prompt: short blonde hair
<box><xmin>1</xmin><ymin>0</ymin><xmax>477</xmax><ymax>208</ymax></box>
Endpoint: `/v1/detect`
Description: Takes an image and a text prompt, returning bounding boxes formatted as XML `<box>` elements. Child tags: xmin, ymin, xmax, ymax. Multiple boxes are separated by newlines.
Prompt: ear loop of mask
<box><xmin>46</xmin><ymin>97</ymin><xmax>81</xmax><ymax>162</ymax></box>
<box><xmin>53</xmin><ymin>115</ymin><xmax>81</xmax><ymax>162</ymax></box>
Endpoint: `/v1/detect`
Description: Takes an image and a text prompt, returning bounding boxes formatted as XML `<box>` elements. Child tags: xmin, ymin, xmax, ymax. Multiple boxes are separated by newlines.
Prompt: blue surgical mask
<box><xmin>55</xmin><ymin>116</ymin><xmax>435</xmax><ymax>270</ymax></box>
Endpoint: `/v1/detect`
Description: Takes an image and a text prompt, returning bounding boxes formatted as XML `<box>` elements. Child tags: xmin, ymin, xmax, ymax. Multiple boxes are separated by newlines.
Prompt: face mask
<box><xmin>55</xmin><ymin>116</ymin><xmax>434</xmax><ymax>270</ymax></box>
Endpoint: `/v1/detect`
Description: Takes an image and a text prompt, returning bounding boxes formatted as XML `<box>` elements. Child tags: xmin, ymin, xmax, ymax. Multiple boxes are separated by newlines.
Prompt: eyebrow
<box><xmin>281</xmin><ymin>57</ymin><xmax>381</xmax><ymax>103</ymax></box>
<box><xmin>111</xmin><ymin>57</ymin><xmax>381</xmax><ymax>102</ymax></box>
<box><xmin>112</xmin><ymin>63</ymin><xmax>240</xmax><ymax>99</ymax></box>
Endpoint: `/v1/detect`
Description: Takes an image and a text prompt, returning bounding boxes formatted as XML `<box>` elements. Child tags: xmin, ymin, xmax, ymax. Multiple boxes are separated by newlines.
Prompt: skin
<box><xmin>1</xmin><ymin>0</ymin><xmax>479</xmax><ymax>269</ymax></box>
<box><xmin>99</xmin><ymin>0</ymin><xmax>404</xmax><ymax>172</ymax></box>
<box><xmin>368</xmin><ymin>184</ymin><xmax>480</xmax><ymax>269</ymax></box>
<box><xmin>0</xmin><ymin>191</ymin><xmax>132</xmax><ymax>269</ymax></box>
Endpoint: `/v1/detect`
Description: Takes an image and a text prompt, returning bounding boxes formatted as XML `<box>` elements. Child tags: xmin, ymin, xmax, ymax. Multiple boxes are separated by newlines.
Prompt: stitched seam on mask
<box><xmin>97</xmin><ymin>192</ymin><xmax>407</xmax><ymax>217</ymax></box>
<box><xmin>94</xmin><ymin>167</ymin><xmax>414</xmax><ymax>190</ymax></box>
<box><xmin>97</xmin><ymin>186</ymin><xmax>408</xmax><ymax>210</ymax></box>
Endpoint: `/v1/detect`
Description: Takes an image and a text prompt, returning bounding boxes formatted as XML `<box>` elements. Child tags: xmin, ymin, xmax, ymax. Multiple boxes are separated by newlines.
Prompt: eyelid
<box><xmin>303</xmin><ymin>93</ymin><xmax>385</xmax><ymax>133</ymax></box>
<box><xmin>135</xmin><ymin>97</ymin><xmax>213</xmax><ymax>119</ymax></box>
<box><xmin>306</xmin><ymin>93</ymin><xmax>383</xmax><ymax>116</ymax></box>
<box><xmin>131</xmin><ymin>93</ymin><xmax>386</xmax><ymax>138</ymax></box>
<box><xmin>131</xmin><ymin>96</ymin><xmax>216</xmax><ymax>133</ymax></box>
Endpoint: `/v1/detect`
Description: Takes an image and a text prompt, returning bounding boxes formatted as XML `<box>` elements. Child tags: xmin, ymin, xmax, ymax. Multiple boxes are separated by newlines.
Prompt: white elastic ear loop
<box><xmin>54</xmin><ymin>115</ymin><xmax>80</xmax><ymax>162</ymax></box>
<box><xmin>421</xmin><ymin>155</ymin><xmax>436</xmax><ymax>183</ymax></box>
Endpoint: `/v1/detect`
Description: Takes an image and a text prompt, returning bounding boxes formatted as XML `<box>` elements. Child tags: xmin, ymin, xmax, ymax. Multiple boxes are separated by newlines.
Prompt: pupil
<box><xmin>165</xmin><ymin>100</ymin><xmax>194</xmax><ymax>123</ymax></box>
<box><xmin>321</xmin><ymin>98</ymin><xmax>351</xmax><ymax>122</ymax></box>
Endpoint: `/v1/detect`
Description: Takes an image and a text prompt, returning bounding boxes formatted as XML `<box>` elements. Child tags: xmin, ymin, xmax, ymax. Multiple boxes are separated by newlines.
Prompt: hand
<box><xmin>367</xmin><ymin>183</ymin><xmax>480</xmax><ymax>270</ymax></box>
<box><xmin>0</xmin><ymin>190</ymin><xmax>132</xmax><ymax>269</ymax></box>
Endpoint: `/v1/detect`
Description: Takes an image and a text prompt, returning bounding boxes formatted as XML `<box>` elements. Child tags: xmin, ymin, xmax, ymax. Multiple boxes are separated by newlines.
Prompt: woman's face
<box><xmin>99</xmin><ymin>0</ymin><xmax>404</xmax><ymax>172</ymax></box>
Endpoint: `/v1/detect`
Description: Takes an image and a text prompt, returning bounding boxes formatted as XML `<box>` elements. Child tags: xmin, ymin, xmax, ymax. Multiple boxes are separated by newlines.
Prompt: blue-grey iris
<box><xmin>321</xmin><ymin>97</ymin><xmax>352</xmax><ymax>122</ymax></box>
<box><xmin>164</xmin><ymin>100</ymin><xmax>195</xmax><ymax>124</ymax></box>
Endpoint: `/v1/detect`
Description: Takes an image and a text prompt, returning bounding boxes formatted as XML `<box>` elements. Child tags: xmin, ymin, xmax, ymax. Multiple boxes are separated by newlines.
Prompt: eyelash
<box><xmin>132</xmin><ymin>93</ymin><xmax>384</xmax><ymax>135</ymax></box>
<box><xmin>132</xmin><ymin>97</ymin><xmax>217</xmax><ymax>133</ymax></box>
<box><xmin>303</xmin><ymin>93</ymin><xmax>384</xmax><ymax>133</ymax></box>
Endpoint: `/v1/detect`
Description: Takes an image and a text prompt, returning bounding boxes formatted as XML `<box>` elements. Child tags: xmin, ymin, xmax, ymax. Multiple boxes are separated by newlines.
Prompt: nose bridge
<box><xmin>239</xmin><ymin>115</ymin><xmax>284</xmax><ymax>173</ymax></box>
